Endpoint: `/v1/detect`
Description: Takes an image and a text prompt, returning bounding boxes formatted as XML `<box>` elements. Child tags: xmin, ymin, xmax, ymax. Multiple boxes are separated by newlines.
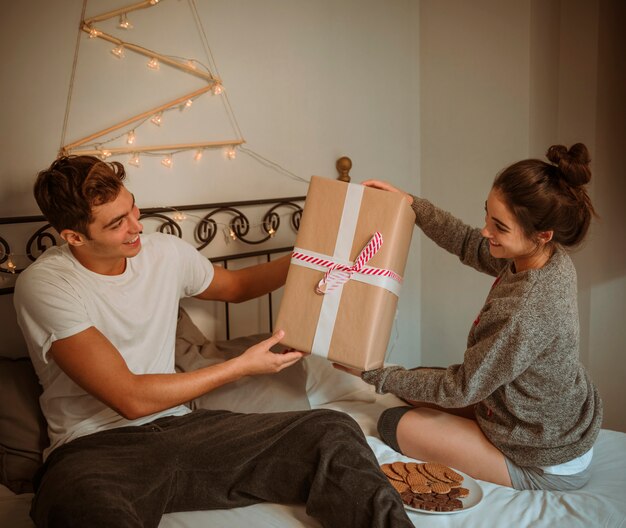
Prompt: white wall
<box><xmin>418</xmin><ymin>0</ymin><xmax>531</xmax><ymax>369</ymax></box>
<box><xmin>580</xmin><ymin>0</ymin><xmax>626</xmax><ymax>432</ymax></box>
<box><xmin>0</xmin><ymin>0</ymin><xmax>420</xmax><ymax>363</ymax></box>
<box><xmin>1</xmin><ymin>0</ymin><xmax>623</xmax><ymax>431</ymax></box>
<box><xmin>418</xmin><ymin>0</ymin><xmax>625</xmax><ymax>432</ymax></box>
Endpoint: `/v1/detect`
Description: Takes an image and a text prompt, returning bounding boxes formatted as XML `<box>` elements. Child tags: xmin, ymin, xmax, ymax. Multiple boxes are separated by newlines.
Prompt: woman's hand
<box><xmin>237</xmin><ymin>330</ymin><xmax>304</xmax><ymax>376</ymax></box>
<box><xmin>362</xmin><ymin>180</ymin><xmax>414</xmax><ymax>206</ymax></box>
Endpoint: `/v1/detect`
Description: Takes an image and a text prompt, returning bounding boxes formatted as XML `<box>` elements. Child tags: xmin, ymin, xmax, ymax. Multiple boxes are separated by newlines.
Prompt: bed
<box><xmin>1</xmin><ymin>176</ymin><xmax>625</xmax><ymax>528</ymax></box>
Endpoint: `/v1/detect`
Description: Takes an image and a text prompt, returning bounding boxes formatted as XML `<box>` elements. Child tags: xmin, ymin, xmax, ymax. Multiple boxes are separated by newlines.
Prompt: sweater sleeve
<box><xmin>411</xmin><ymin>196</ymin><xmax>504</xmax><ymax>277</ymax></box>
<box><xmin>362</xmin><ymin>290</ymin><xmax>547</xmax><ymax>407</ymax></box>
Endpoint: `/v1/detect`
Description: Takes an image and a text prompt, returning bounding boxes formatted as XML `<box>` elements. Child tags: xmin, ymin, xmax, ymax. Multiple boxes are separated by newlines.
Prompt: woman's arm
<box><xmin>363</xmin><ymin>180</ymin><xmax>503</xmax><ymax>276</ymax></box>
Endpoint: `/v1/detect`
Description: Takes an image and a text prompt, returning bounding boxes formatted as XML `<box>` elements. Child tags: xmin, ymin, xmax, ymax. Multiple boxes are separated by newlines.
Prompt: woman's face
<box><xmin>481</xmin><ymin>188</ymin><xmax>544</xmax><ymax>271</ymax></box>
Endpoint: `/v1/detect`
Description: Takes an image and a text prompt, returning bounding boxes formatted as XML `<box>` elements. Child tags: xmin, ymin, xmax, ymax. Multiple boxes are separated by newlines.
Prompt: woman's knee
<box><xmin>377</xmin><ymin>406</ymin><xmax>414</xmax><ymax>452</ymax></box>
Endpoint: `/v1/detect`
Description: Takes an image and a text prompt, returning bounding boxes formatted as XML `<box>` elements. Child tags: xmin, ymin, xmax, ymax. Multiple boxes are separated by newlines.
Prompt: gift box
<box><xmin>276</xmin><ymin>176</ymin><xmax>415</xmax><ymax>370</ymax></box>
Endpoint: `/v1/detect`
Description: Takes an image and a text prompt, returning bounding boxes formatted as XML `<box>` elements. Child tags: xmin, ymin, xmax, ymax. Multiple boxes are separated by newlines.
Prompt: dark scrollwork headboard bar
<box><xmin>0</xmin><ymin>155</ymin><xmax>353</xmax><ymax>296</ymax></box>
<box><xmin>0</xmin><ymin>196</ymin><xmax>306</xmax><ymax>295</ymax></box>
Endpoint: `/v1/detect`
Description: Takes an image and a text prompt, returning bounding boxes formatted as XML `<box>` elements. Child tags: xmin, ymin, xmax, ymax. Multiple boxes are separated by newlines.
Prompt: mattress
<box><xmin>2</xmin><ymin>392</ymin><xmax>624</xmax><ymax>528</ymax></box>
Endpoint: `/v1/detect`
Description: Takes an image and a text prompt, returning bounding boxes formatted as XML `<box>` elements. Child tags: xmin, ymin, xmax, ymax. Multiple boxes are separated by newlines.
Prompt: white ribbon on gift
<box><xmin>289</xmin><ymin>183</ymin><xmax>403</xmax><ymax>358</ymax></box>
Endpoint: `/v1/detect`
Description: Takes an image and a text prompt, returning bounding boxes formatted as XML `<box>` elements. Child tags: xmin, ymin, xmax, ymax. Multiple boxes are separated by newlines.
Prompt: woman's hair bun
<box><xmin>546</xmin><ymin>143</ymin><xmax>591</xmax><ymax>187</ymax></box>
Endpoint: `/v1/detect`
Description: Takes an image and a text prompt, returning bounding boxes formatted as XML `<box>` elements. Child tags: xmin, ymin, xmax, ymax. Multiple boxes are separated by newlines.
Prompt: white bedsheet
<box><xmin>2</xmin><ymin>393</ymin><xmax>625</xmax><ymax>528</ymax></box>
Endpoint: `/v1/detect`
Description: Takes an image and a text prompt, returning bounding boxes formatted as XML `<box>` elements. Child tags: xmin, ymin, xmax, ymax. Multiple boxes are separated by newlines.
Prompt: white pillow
<box><xmin>303</xmin><ymin>354</ymin><xmax>376</xmax><ymax>407</ymax></box>
<box><xmin>175</xmin><ymin>308</ymin><xmax>310</xmax><ymax>413</ymax></box>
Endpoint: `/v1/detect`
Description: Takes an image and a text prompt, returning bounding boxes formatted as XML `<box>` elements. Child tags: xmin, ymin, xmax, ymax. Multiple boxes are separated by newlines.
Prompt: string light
<box><xmin>149</xmin><ymin>0</ymin><xmax>160</xmax><ymax>4</ymax></box>
<box><xmin>3</xmin><ymin>209</ymin><xmax>302</xmax><ymax>276</ymax></box>
<box><xmin>6</xmin><ymin>256</ymin><xmax>16</xmax><ymax>274</ymax></box>
<box><xmin>129</xmin><ymin>153</ymin><xmax>140</xmax><ymax>167</ymax></box>
<box><xmin>71</xmin><ymin>14</ymin><xmax>268</xmax><ymax>175</ymax></box>
<box><xmin>118</xmin><ymin>14</ymin><xmax>133</xmax><ymax>29</ymax></box>
<box><xmin>147</xmin><ymin>57</ymin><xmax>160</xmax><ymax>70</ymax></box>
<box><xmin>161</xmin><ymin>154</ymin><xmax>173</xmax><ymax>168</ymax></box>
<box><xmin>111</xmin><ymin>45</ymin><xmax>125</xmax><ymax>59</ymax></box>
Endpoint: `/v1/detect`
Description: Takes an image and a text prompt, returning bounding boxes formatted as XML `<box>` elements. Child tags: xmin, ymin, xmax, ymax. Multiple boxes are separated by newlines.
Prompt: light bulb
<box><xmin>267</xmin><ymin>226</ymin><xmax>276</xmax><ymax>237</ymax></box>
<box><xmin>193</xmin><ymin>149</ymin><xmax>203</xmax><ymax>161</ymax></box>
<box><xmin>99</xmin><ymin>150</ymin><xmax>112</xmax><ymax>160</ymax></box>
<box><xmin>186</xmin><ymin>60</ymin><xmax>197</xmax><ymax>70</ymax></box>
<box><xmin>147</xmin><ymin>57</ymin><xmax>160</xmax><ymax>70</ymax></box>
<box><xmin>173</xmin><ymin>211</ymin><xmax>186</xmax><ymax>221</ymax></box>
<box><xmin>129</xmin><ymin>153</ymin><xmax>140</xmax><ymax>167</ymax></box>
<box><xmin>161</xmin><ymin>155</ymin><xmax>173</xmax><ymax>168</ymax></box>
<box><xmin>6</xmin><ymin>257</ymin><xmax>16</xmax><ymax>273</ymax></box>
<box><xmin>183</xmin><ymin>99</ymin><xmax>193</xmax><ymax>109</ymax></box>
<box><xmin>111</xmin><ymin>45</ymin><xmax>125</xmax><ymax>59</ymax></box>
<box><xmin>229</xmin><ymin>228</ymin><xmax>237</xmax><ymax>241</ymax></box>
<box><xmin>150</xmin><ymin>113</ymin><xmax>162</xmax><ymax>126</ymax></box>
<box><xmin>212</xmin><ymin>83</ymin><xmax>223</xmax><ymax>95</ymax></box>
<box><xmin>149</xmin><ymin>0</ymin><xmax>159</xmax><ymax>4</ymax></box>
<box><xmin>88</xmin><ymin>27</ymin><xmax>101</xmax><ymax>39</ymax></box>
<box><xmin>127</xmin><ymin>130</ymin><xmax>136</xmax><ymax>144</ymax></box>
<box><xmin>118</xmin><ymin>14</ymin><xmax>133</xmax><ymax>29</ymax></box>
<box><xmin>226</xmin><ymin>146</ymin><xmax>237</xmax><ymax>160</ymax></box>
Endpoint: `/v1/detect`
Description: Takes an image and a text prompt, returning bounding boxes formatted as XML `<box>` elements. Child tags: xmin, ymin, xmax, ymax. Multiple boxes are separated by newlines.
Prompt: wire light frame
<box><xmin>61</xmin><ymin>0</ymin><xmax>245</xmax><ymax>162</ymax></box>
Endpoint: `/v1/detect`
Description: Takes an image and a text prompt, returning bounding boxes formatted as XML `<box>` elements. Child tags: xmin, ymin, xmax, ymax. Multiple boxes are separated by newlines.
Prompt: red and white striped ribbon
<box><xmin>291</xmin><ymin>232</ymin><xmax>402</xmax><ymax>295</ymax></box>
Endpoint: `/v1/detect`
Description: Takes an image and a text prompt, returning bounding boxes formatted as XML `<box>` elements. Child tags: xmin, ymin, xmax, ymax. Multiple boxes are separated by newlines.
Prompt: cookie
<box><xmin>389</xmin><ymin>479</ymin><xmax>410</xmax><ymax>494</ymax></box>
<box><xmin>423</xmin><ymin>462</ymin><xmax>454</xmax><ymax>483</ymax></box>
<box><xmin>406</xmin><ymin>471</ymin><xmax>429</xmax><ymax>487</ymax></box>
<box><xmin>430</xmin><ymin>481</ymin><xmax>452</xmax><ymax>494</ymax></box>
<box><xmin>380</xmin><ymin>464</ymin><xmax>403</xmax><ymax>481</ymax></box>
<box><xmin>416</xmin><ymin>463</ymin><xmax>435</xmax><ymax>482</ymax></box>
<box><xmin>405</xmin><ymin>462</ymin><xmax>419</xmax><ymax>474</ymax></box>
<box><xmin>392</xmin><ymin>461</ymin><xmax>409</xmax><ymax>479</ymax></box>
<box><xmin>383</xmin><ymin>460</ymin><xmax>469</xmax><ymax>512</ymax></box>
<box><xmin>456</xmin><ymin>487</ymin><xmax>470</xmax><ymax>498</ymax></box>
<box><xmin>443</xmin><ymin>466</ymin><xmax>464</xmax><ymax>483</ymax></box>
<box><xmin>400</xmin><ymin>491</ymin><xmax>414</xmax><ymax>505</ymax></box>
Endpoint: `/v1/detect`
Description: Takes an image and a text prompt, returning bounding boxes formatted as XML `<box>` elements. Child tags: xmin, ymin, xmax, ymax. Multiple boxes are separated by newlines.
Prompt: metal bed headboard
<box><xmin>0</xmin><ymin>196</ymin><xmax>306</xmax><ymax>340</ymax></box>
<box><xmin>0</xmin><ymin>155</ymin><xmax>355</xmax><ymax>338</ymax></box>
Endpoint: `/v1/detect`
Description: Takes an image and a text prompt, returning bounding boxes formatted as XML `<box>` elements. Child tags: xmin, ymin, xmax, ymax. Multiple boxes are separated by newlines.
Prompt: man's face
<box><xmin>80</xmin><ymin>186</ymin><xmax>143</xmax><ymax>270</ymax></box>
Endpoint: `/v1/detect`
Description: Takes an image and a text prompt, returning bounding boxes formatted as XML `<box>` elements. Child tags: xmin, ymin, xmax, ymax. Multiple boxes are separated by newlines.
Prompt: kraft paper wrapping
<box><xmin>275</xmin><ymin>176</ymin><xmax>415</xmax><ymax>370</ymax></box>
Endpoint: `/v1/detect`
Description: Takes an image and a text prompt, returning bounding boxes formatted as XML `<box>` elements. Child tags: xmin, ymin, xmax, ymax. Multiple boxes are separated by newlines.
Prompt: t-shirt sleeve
<box><xmin>13</xmin><ymin>271</ymin><xmax>93</xmax><ymax>363</ymax></box>
<box><xmin>166</xmin><ymin>235</ymin><xmax>214</xmax><ymax>297</ymax></box>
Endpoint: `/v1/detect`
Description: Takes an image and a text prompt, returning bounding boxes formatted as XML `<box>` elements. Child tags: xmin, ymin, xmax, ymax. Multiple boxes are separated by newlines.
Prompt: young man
<box><xmin>14</xmin><ymin>156</ymin><xmax>413</xmax><ymax>528</ymax></box>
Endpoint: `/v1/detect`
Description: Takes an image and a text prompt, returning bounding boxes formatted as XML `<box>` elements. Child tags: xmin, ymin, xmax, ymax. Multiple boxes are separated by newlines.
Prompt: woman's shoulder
<box><xmin>490</xmin><ymin>250</ymin><xmax>576</xmax><ymax>311</ymax></box>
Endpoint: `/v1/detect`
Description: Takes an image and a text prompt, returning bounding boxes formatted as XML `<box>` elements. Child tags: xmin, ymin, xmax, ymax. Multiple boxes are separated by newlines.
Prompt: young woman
<box><xmin>350</xmin><ymin>143</ymin><xmax>603</xmax><ymax>491</ymax></box>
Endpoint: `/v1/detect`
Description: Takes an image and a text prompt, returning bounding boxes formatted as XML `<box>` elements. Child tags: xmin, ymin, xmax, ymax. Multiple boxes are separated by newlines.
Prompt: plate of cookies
<box><xmin>381</xmin><ymin>461</ymin><xmax>483</xmax><ymax>514</ymax></box>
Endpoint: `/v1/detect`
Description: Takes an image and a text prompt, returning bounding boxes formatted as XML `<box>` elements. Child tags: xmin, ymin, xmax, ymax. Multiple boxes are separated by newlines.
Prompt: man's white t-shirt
<box><xmin>13</xmin><ymin>233</ymin><xmax>214</xmax><ymax>459</ymax></box>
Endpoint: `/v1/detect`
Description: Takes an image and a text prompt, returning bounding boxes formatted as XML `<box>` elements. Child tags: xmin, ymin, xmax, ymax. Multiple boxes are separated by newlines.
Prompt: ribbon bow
<box><xmin>315</xmin><ymin>232</ymin><xmax>383</xmax><ymax>295</ymax></box>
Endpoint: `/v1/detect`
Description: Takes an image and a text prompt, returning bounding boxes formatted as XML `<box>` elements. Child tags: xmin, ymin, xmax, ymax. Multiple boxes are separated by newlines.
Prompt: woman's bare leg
<box><xmin>395</xmin><ymin>407</ymin><xmax>512</xmax><ymax>487</ymax></box>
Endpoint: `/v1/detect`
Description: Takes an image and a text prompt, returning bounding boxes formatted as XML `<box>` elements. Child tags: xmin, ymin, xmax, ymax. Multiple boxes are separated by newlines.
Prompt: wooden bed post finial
<box><xmin>336</xmin><ymin>156</ymin><xmax>352</xmax><ymax>182</ymax></box>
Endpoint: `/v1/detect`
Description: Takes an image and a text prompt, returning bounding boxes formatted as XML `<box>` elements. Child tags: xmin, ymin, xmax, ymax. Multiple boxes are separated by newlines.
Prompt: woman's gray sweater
<box><xmin>362</xmin><ymin>197</ymin><xmax>603</xmax><ymax>467</ymax></box>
